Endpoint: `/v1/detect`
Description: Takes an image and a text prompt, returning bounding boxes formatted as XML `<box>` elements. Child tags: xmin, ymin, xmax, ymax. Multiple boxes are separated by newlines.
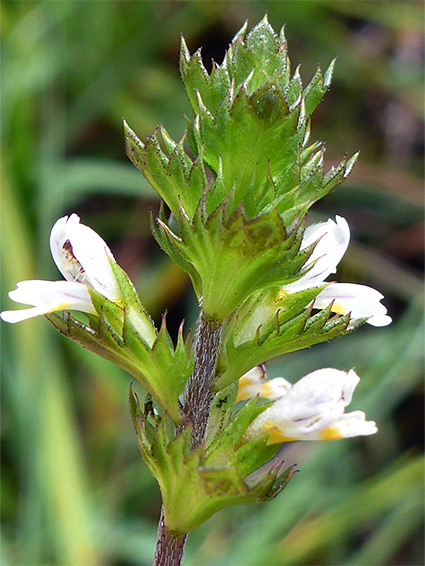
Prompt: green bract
<box><xmin>215</xmin><ymin>285</ymin><xmax>360</xmax><ymax>389</ymax></box>
<box><xmin>125</xmin><ymin>15</ymin><xmax>357</xmax><ymax>322</ymax></box>
<box><xmin>129</xmin><ymin>385</ymin><xmax>296</xmax><ymax>534</ymax></box>
<box><xmin>47</xmin><ymin>261</ymin><xmax>193</xmax><ymax>423</ymax></box>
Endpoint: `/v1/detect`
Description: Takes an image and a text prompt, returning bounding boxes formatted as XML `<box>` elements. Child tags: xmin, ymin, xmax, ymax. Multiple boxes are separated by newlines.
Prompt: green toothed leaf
<box><xmin>215</xmin><ymin>287</ymin><xmax>360</xmax><ymax>389</ymax></box>
<box><xmin>152</xmin><ymin>197</ymin><xmax>311</xmax><ymax>320</ymax></box>
<box><xmin>46</xmin><ymin>297</ymin><xmax>192</xmax><ymax>423</ymax></box>
<box><xmin>128</xmin><ymin>383</ymin><xmax>295</xmax><ymax>535</ymax></box>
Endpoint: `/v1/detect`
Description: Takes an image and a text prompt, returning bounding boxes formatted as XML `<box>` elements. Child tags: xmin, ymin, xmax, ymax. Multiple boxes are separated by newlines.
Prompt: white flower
<box><xmin>245</xmin><ymin>368</ymin><xmax>377</xmax><ymax>444</ymax></box>
<box><xmin>237</xmin><ymin>365</ymin><xmax>291</xmax><ymax>402</ymax></box>
<box><xmin>282</xmin><ymin>216</ymin><xmax>391</xmax><ymax>327</ymax></box>
<box><xmin>1</xmin><ymin>214</ymin><xmax>122</xmax><ymax>323</ymax></box>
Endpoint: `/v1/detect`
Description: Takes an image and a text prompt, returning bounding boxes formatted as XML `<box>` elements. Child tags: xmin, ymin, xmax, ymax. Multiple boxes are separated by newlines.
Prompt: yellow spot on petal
<box><xmin>260</xmin><ymin>382</ymin><xmax>275</xmax><ymax>399</ymax></box>
<box><xmin>236</xmin><ymin>390</ymin><xmax>248</xmax><ymax>403</ymax></box>
<box><xmin>276</xmin><ymin>289</ymin><xmax>289</xmax><ymax>301</ymax></box>
<box><xmin>330</xmin><ymin>301</ymin><xmax>348</xmax><ymax>315</ymax></box>
<box><xmin>239</xmin><ymin>375</ymin><xmax>252</xmax><ymax>388</ymax></box>
<box><xmin>236</xmin><ymin>376</ymin><xmax>252</xmax><ymax>403</ymax></box>
<box><xmin>55</xmin><ymin>302</ymin><xmax>73</xmax><ymax>311</ymax></box>
<box><xmin>319</xmin><ymin>426</ymin><xmax>342</xmax><ymax>441</ymax></box>
<box><xmin>264</xmin><ymin>421</ymin><xmax>296</xmax><ymax>444</ymax></box>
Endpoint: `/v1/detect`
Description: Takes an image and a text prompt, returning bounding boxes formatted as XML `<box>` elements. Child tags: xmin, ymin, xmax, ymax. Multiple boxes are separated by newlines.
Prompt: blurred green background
<box><xmin>1</xmin><ymin>1</ymin><xmax>424</xmax><ymax>565</ymax></box>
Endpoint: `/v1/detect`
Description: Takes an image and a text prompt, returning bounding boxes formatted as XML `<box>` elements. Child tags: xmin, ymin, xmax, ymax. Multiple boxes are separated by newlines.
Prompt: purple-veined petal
<box><xmin>244</xmin><ymin>368</ymin><xmax>376</xmax><ymax>443</ymax></box>
<box><xmin>315</xmin><ymin>282</ymin><xmax>392</xmax><ymax>327</ymax></box>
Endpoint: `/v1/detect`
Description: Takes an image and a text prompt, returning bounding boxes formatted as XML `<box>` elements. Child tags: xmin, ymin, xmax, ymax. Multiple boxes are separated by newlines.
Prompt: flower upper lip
<box><xmin>50</xmin><ymin>214</ymin><xmax>122</xmax><ymax>302</ymax></box>
<box><xmin>285</xmin><ymin>215</ymin><xmax>350</xmax><ymax>291</ymax></box>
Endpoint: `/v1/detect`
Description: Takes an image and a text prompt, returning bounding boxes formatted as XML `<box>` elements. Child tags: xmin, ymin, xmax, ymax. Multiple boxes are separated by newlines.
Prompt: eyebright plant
<box><xmin>2</xmin><ymin>16</ymin><xmax>391</xmax><ymax>566</ymax></box>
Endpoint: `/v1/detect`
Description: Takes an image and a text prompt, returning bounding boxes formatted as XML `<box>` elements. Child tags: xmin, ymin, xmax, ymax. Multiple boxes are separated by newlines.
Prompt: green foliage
<box><xmin>125</xmin><ymin>15</ymin><xmax>359</xmax><ymax>322</ymax></box>
<box><xmin>129</xmin><ymin>385</ymin><xmax>296</xmax><ymax>534</ymax></box>
<box><xmin>2</xmin><ymin>1</ymin><xmax>423</xmax><ymax>565</ymax></box>
<box><xmin>127</xmin><ymin>15</ymin><xmax>359</xmax><ymax>228</ymax></box>
<box><xmin>181</xmin><ymin>18</ymin><xmax>357</xmax><ymax>225</ymax></box>
<box><xmin>215</xmin><ymin>285</ymin><xmax>363</xmax><ymax>388</ymax></box>
<box><xmin>46</xmin><ymin>305</ymin><xmax>192</xmax><ymax>424</ymax></box>
<box><xmin>153</xmin><ymin>197</ymin><xmax>312</xmax><ymax>319</ymax></box>
<box><xmin>124</xmin><ymin>120</ymin><xmax>207</xmax><ymax>219</ymax></box>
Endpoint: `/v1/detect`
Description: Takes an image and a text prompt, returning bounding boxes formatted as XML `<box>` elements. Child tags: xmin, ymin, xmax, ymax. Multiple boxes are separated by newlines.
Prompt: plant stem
<box><xmin>153</xmin><ymin>508</ymin><xmax>187</xmax><ymax>566</ymax></box>
<box><xmin>153</xmin><ymin>311</ymin><xmax>223</xmax><ymax>565</ymax></box>
<box><xmin>184</xmin><ymin>311</ymin><xmax>223</xmax><ymax>448</ymax></box>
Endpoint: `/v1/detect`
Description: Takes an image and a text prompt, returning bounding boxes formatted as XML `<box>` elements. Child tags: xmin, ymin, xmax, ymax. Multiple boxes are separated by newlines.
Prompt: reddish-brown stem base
<box><xmin>153</xmin><ymin>312</ymin><xmax>223</xmax><ymax>566</ymax></box>
<box><xmin>153</xmin><ymin>508</ymin><xmax>187</xmax><ymax>566</ymax></box>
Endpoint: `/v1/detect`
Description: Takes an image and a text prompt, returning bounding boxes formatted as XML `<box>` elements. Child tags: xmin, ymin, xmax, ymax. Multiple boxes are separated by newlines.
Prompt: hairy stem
<box><xmin>184</xmin><ymin>311</ymin><xmax>224</xmax><ymax>449</ymax></box>
<box><xmin>153</xmin><ymin>508</ymin><xmax>187</xmax><ymax>566</ymax></box>
<box><xmin>153</xmin><ymin>311</ymin><xmax>223</xmax><ymax>565</ymax></box>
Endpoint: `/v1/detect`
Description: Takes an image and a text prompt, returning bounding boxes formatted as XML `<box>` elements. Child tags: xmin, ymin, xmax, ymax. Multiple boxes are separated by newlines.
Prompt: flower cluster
<box><xmin>1</xmin><ymin>16</ymin><xmax>393</xmax><ymax>544</ymax></box>
<box><xmin>2</xmin><ymin>213</ymin><xmax>390</xmax><ymax>337</ymax></box>
<box><xmin>1</xmin><ymin>212</ymin><xmax>384</xmax><ymax>461</ymax></box>
<box><xmin>1</xmin><ymin>212</ymin><xmax>385</xmax><ymax>446</ymax></box>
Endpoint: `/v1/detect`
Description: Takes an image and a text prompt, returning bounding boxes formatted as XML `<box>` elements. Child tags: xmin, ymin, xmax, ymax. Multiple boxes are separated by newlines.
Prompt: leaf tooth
<box><xmin>302</xmin><ymin>118</ymin><xmax>312</xmax><ymax>147</ymax></box>
<box><xmin>213</xmin><ymin>76</ymin><xmax>235</xmax><ymax>118</ymax></box>
<box><xmin>344</xmin><ymin>151</ymin><xmax>359</xmax><ymax>178</ymax></box>
<box><xmin>296</xmin><ymin>97</ymin><xmax>306</xmax><ymax>132</ymax></box>
<box><xmin>177</xmin><ymin>195</ymin><xmax>191</xmax><ymax>222</ymax></box>
<box><xmin>324</xmin><ymin>58</ymin><xmax>337</xmax><ymax>88</ymax></box>
<box><xmin>278</xmin><ymin>23</ymin><xmax>287</xmax><ymax>44</ymax></box>
<box><xmin>322</xmin><ymin>154</ymin><xmax>347</xmax><ymax>187</ymax></box>
<box><xmin>292</xmin><ymin>63</ymin><xmax>302</xmax><ymax>85</ymax></box>
<box><xmin>156</xmin><ymin>217</ymin><xmax>182</xmax><ymax>243</ymax></box>
<box><xmin>247</xmin><ymin>13</ymin><xmax>278</xmax><ymax>47</ymax></box>
<box><xmin>180</xmin><ymin>35</ymin><xmax>191</xmax><ymax>64</ymax></box>
<box><xmin>159</xmin><ymin>124</ymin><xmax>177</xmax><ymax>155</ymax></box>
<box><xmin>288</xmin><ymin>91</ymin><xmax>302</xmax><ymax>113</ymax></box>
<box><xmin>230</xmin><ymin>19</ymin><xmax>249</xmax><ymax>46</ymax></box>
<box><xmin>196</xmin><ymin>90</ymin><xmax>213</xmax><ymax>118</ymax></box>
<box><xmin>177</xmin><ymin>319</ymin><xmax>186</xmax><ymax>343</ymax></box>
